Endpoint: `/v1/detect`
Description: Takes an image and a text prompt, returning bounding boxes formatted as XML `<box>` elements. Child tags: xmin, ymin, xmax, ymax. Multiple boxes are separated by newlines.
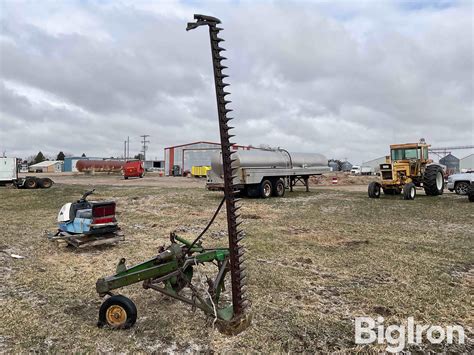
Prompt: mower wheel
<box><xmin>98</xmin><ymin>295</ymin><xmax>137</xmax><ymax>329</ymax></box>
<box><xmin>368</xmin><ymin>181</ymin><xmax>381</xmax><ymax>198</ymax></box>
<box><xmin>24</xmin><ymin>177</ymin><xmax>38</xmax><ymax>189</ymax></box>
<box><xmin>403</xmin><ymin>183</ymin><xmax>416</xmax><ymax>200</ymax></box>
<box><xmin>124</xmin><ymin>176</ymin><xmax>129</xmax><ymax>180</ymax></box>
<box><xmin>272</xmin><ymin>179</ymin><xmax>285</xmax><ymax>197</ymax></box>
<box><xmin>38</xmin><ymin>178</ymin><xmax>53</xmax><ymax>189</ymax></box>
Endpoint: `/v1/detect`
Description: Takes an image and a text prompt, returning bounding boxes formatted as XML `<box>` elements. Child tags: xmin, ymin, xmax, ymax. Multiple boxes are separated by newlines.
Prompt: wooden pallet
<box><xmin>47</xmin><ymin>230</ymin><xmax>124</xmax><ymax>248</ymax></box>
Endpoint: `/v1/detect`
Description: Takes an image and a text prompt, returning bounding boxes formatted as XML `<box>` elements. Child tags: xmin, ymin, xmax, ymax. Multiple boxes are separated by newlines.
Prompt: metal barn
<box><xmin>164</xmin><ymin>141</ymin><xmax>252</xmax><ymax>176</ymax></box>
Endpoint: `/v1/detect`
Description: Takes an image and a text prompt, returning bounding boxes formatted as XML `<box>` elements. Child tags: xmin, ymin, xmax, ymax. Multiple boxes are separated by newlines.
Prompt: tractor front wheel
<box><xmin>98</xmin><ymin>295</ymin><xmax>137</xmax><ymax>329</ymax></box>
<box><xmin>368</xmin><ymin>181</ymin><xmax>381</xmax><ymax>198</ymax></box>
<box><xmin>403</xmin><ymin>183</ymin><xmax>416</xmax><ymax>200</ymax></box>
<box><xmin>423</xmin><ymin>165</ymin><xmax>444</xmax><ymax>196</ymax></box>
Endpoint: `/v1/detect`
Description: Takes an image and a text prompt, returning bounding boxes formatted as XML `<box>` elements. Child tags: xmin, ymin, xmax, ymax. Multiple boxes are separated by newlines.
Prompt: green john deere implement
<box><xmin>95</xmin><ymin>15</ymin><xmax>251</xmax><ymax>334</ymax></box>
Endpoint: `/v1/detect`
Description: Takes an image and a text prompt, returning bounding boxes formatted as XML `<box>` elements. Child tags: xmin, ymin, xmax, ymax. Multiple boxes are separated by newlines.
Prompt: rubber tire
<box><xmin>25</xmin><ymin>178</ymin><xmax>37</xmax><ymax>189</ymax></box>
<box><xmin>454</xmin><ymin>181</ymin><xmax>469</xmax><ymax>195</ymax></box>
<box><xmin>423</xmin><ymin>165</ymin><xmax>444</xmax><ymax>196</ymax></box>
<box><xmin>368</xmin><ymin>181</ymin><xmax>381</xmax><ymax>198</ymax></box>
<box><xmin>98</xmin><ymin>295</ymin><xmax>137</xmax><ymax>329</ymax></box>
<box><xmin>38</xmin><ymin>178</ymin><xmax>53</xmax><ymax>189</ymax></box>
<box><xmin>272</xmin><ymin>179</ymin><xmax>285</xmax><ymax>197</ymax></box>
<box><xmin>403</xmin><ymin>182</ymin><xmax>416</xmax><ymax>200</ymax></box>
<box><xmin>124</xmin><ymin>176</ymin><xmax>129</xmax><ymax>180</ymax></box>
<box><xmin>468</xmin><ymin>182</ymin><xmax>474</xmax><ymax>202</ymax></box>
<box><xmin>139</xmin><ymin>174</ymin><xmax>144</xmax><ymax>178</ymax></box>
<box><xmin>260</xmin><ymin>179</ymin><xmax>273</xmax><ymax>198</ymax></box>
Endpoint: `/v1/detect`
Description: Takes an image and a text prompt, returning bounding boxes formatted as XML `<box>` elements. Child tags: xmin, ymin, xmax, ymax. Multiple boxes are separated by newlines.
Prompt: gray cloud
<box><xmin>0</xmin><ymin>0</ymin><xmax>472</xmax><ymax>163</ymax></box>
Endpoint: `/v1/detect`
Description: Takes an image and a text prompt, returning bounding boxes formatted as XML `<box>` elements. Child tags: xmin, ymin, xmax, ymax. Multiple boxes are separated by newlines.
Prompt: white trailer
<box><xmin>206</xmin><ymin>150</ymin><xmax>330</xmax><ymax>198</ymax></box>
<box><xmin>0</xmin><ymin>157</ymin><xmax>54</xmax><ymax>189</ymax></box>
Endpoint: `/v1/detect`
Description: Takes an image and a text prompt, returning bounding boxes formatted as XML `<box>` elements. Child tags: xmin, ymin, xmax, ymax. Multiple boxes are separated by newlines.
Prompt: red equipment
<box><xmin>123</xmin><ymin>160</ymin><xmax>145</xmax><ymax>179</ymax></box>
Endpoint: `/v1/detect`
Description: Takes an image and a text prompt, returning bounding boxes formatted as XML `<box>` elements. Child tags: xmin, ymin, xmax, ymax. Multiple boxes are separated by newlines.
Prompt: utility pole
<box><xmin>140</xmin><ymin>135</ymin><xmax>150</xmax><ymax>161</ymax></box>
<box><xmin>123</xmin><ymin>141</ymin><xmax>127</xmax><ymax>160</ymax></box>
<box><xmin>127</xmin><ymin>136</ymin><xmax>130</xmax><ymax>160</ymax></box>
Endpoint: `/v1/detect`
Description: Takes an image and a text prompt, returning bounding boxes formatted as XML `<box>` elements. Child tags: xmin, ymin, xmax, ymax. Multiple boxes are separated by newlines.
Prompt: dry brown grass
<box><xmin>0</xmin><ymin>178</ymin><xmax>472</xmax><ymax>352</ymax></box>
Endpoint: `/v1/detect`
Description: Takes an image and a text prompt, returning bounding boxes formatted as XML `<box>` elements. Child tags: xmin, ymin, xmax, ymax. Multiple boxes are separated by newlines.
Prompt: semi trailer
<box><xmin>0</xmin><ymin>157</ymin><xmax>53</xmax><ymax>189</ymax></box>
<box><xmin>206</xmin><ymin>149</ymin><xmax>330</xmax><ymax>198</ymax></box>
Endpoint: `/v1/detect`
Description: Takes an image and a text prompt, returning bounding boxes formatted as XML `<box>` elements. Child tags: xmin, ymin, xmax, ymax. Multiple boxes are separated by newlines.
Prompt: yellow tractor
<box><xmin>368</xmin><ymin>140</ymin><xmax>445</xmax><ymax>200</ymax></box>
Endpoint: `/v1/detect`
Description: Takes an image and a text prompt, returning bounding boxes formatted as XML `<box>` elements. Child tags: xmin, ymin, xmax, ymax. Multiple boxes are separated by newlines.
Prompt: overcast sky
<box><xmin>0</xmin><ymin>0</ymin><xmax>473</xmax><ymax>163</ymax></box>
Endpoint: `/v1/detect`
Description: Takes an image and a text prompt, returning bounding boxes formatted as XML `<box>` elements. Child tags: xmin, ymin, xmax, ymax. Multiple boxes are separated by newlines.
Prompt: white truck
<box><xmin>0</xmin><ymin>157</ymin><xmax>53</xmax><ymax>189</ymax></box>
<box><xmin>351</xmin><ymin>165</ymin><xmax>373</xmax><ymax>175</ymax></box>
<box><xmin>206</xmin><ymin>149</ymin><xmax>330</xmax><ymax>198</ymax></box>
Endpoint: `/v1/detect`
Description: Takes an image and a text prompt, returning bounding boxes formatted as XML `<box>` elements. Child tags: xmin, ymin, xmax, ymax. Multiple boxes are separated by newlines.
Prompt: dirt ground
<box><xmin>1</xmin><ymin>174</ymin><xmax>472</xmax><ymax>352</ymax></box>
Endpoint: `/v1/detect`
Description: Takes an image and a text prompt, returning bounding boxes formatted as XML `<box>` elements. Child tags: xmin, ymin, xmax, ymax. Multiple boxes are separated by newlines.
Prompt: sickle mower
<box><xmin>95</xmin><ymin>15</ymin><xmax>251</xmax><ymax>334</ymax></box>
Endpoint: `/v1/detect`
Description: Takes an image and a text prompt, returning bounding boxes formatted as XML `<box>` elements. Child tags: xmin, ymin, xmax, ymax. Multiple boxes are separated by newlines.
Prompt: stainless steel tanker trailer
<box><xmin>206</xmin><ymin>149</ymin><xmax>330</xmax><ymax>198</ymax></box>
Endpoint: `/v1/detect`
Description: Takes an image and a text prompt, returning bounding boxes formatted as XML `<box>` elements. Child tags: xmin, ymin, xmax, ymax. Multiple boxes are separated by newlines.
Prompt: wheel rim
<box><xmin>457</xmin><ymin>183</ymin><xmax>468</xmax><ymax>194</ymax></box>
<box><xmin>277</xmin><ymin>183</ymin><xmax>284</xmax><ymax>195</ymax></box>
<box><xmin>410</xmin><ymin>187</ymin><xmax>415</xmax><ymax>198</ymax></box>
<box><xmin>106</xmin><ymin>305</ymin><xmax>127</xmax><ymax>326</ymax></box>
<box><xmin>436</xmin><ymin>172</ymin><xmax>443</xmax><ymax>190</ymax></box>
<box><xmin>263</xmin><ymin>183</ymin><xmax>271</xmax><ymax>197</ymax></box>
<box><xmin>375</xmin><ymin>185</ymin><xmax>380</xmax><ymax>196</ymax></box>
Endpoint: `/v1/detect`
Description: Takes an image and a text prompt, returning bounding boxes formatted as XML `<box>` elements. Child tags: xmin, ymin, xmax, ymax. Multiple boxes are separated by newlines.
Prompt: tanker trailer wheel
<box><xmin>468</xmin><ymin>182</ymin><xmax>474</xmax><ymax>202</ymax></box>
<box><xmin>260</xmin><ymin>179</ymin><xmax>273</xmax><ymax>198</ymax></box>
<box><xmin>38</xmin><ymin>178</ymin><xmax>53</xmax><ymax>189</ymax></box>
<box><xmin>368</xmin><ymin>182</ymin><xmax>381</xmax><ymax>198</ymax></box>
<box><xmin>98</xmin><ymin>295</ymin><xmax>137</xmax><ymax>329</ymax></box>
<box><xmin>24</xmin><ymin>177</ymin><xmax>38</xmax><ymax>189</ymax></box>
<box><xmin>272</xmin><ymin>179</ymin><xmax>285</xmax><ymax>197</ymax></box>
<box><xmin>423</xmin><ymin>165</ymin><xmax>444</xmax><ymax>196</ymax></box>
<box><xmin>403</xmin><ymin>182</ymin><xmax>416</xmax><ymax>200</ymax></box>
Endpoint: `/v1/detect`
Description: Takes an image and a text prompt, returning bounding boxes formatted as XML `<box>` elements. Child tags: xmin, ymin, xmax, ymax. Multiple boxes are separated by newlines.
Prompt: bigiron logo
<box><xmin>354</xmin><ymin>316</ymin><xmax>466</xmax><ymax>353</ymax></box>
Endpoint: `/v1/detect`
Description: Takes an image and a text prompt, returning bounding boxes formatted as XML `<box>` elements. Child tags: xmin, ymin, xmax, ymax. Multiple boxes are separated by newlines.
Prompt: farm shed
<box><xmin>459</xmin><ymin>153</ymin><xmax>474</xmax><ymax>172</ymax></box>
<box><xmin>28</xmin><ymin>161</ymin><xmax>63</xmax><ymax>173</ymax></box>
<box><xmin>164</xmin><ymin>141</ymin><xmax>253</xmax><ymax>176</ymax></box>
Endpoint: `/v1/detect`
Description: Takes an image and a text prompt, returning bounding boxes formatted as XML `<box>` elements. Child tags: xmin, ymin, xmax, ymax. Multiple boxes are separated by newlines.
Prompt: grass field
<box><xmin>0</xmin><ymin>178</ymin><xmax>472</xmax><ymax>352</ymax></box>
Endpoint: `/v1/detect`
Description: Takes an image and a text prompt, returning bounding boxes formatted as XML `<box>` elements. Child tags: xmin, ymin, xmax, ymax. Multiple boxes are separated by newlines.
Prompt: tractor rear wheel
<box><xmin>368</xmin><ymin>181</ymin><xmax>381</xmax><ymax>198</ymax></box>
<box><xmin>423</xmin><ymin>165</ymin><xmax>444</xmax><ymax>196</ymax></box>
<box><xmin>98</xmin><ymin>295</ymin><xmax>137</xmax><ymax>329</ymax></box>
<box><xmin>403</xmin><ymin>182</ymin><xmax>416</xmax><ymax>200</ymax></box>
<box><xmin>468</xmin><ymin>182</ymin><xmax>474</xmax><ymax>202</ymax></box>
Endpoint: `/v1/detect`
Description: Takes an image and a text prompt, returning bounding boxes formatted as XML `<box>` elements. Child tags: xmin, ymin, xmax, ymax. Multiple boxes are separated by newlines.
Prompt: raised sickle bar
<box><xmin>187</xmin><ymin>14</ymin><xmax>251</xmax><ymax>331</ymax></box>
